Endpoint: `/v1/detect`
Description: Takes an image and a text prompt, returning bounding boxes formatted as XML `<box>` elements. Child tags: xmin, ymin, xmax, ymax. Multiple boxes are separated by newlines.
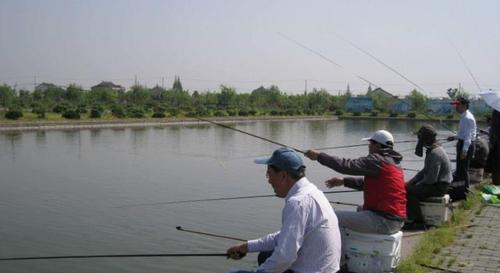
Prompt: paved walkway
<box><xmin>422</xmin><ymin>204</ymin><xmax>500</xmax><ymax>273</ymax></box>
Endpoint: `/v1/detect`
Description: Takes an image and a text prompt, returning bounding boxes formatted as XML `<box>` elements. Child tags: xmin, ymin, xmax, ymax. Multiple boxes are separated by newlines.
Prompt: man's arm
<box><xmin>257</xmin><ymin>200</ymin><xmax>308</xmax><ymax>273</ymax></box>
<box><xmin>316</xmin><ymin>153</ymin><xmax>382</xmax><ymax>177</ymax></box>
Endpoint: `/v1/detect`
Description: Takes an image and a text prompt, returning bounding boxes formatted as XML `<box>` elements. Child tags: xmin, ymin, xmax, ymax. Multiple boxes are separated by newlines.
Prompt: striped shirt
<box><xmin>247</xmin><ymin>178</ymin><xmax>341</xmax><ymax>273</ymax></box>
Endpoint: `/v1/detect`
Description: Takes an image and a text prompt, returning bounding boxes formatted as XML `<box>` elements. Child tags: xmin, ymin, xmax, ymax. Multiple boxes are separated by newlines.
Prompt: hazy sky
<box><xmin>1</xmin><ymin>0</ymin><xmax>499</xmax><ymax>97</ymax></box>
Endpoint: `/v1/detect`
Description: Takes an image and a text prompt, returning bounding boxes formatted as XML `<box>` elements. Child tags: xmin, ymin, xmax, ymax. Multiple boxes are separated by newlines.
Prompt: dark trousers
<box><xmin>406</xmin><ymin>182</ymin><xmax>449</xmax><ymax>223</ymax></box>
<box><xmin>455</xmin><ymin>140</ymin><xmax>475</xmax><ymax>191</ymax></box>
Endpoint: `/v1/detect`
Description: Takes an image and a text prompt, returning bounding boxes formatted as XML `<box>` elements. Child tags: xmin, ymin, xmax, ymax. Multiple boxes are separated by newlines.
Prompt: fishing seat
<box><xmin>342</xmin><ymin>228</ymin><xmax>402</xmax><ymax>273</ymax></box>
<box><xmin>419</xmin><ymin>194</ymin><xmax>451</xmax><ymax>226</ymax></box>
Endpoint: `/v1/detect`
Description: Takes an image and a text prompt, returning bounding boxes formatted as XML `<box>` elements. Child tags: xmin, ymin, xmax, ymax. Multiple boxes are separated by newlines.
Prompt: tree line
<box><xmin>0</xmin><ymin>77</ymin><xmax>458</xmax><ymax>120</ymax></box>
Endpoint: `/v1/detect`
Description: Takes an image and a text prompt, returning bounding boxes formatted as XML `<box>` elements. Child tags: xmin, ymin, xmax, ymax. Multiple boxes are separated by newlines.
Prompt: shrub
<box><xmin>285</xmin><ymin>109</ymin><xmax>295</xmax><ymax>116</ymax></box>
<box><xmin>407</xmin><ymin>112</ymin><xmax>417</xmax><ymax>118</ymax></box>
<box><xmin>152</xmin><ymin>112</ymin><xmax>166</xmax><ymax>118</ymax></box>
<box><xmin>167</xmin><ymin>108</ymin><xmax>179</xmax><ymax>117</ymax></box>
<box><xmin>214</xmin><ymin>110</ymin><xmax>228</xmax><ymax>117</ymax></box>
<box><xmin>5</xmin><ymin>110</ymin><xmax>23</xmax><ymax>120</ymax></box>
<box><xmin>353</xmin><ymin>112</ymin><xmax>362</xmax><ymax>116</ymax></box>
<box><xmin>371</xmin><ymin>111</ymin><xmax>378</xmax><ymax>117</ymax></box>
<box><xmin>53</xmin><ymin>105</ymin><xmax>67</xmax><ymax>113</ymax></box>
<box><xmin>111</xmin><ymin>106</ymin><xmax>126</xmax><ymax>118</ymax></box>
<box><xmin>249</xmin><ymin>109</ymin><xmax>257</xmax><ymax>116</ymax></box>
<box><xmin>335</xmin><ymin>110</ymin><xmax>344</xmax><ymax>116</ymax></box>
<box><xmin>126</xmin><ymin>107</ymin><xmax>145</xmax><ymax>118</ymax></box>
<box><xmin>62</xmin><ymin>110</ymin><xmax>80</xmax><ymax>119</ymax></box>
<box><xmin>270</xmin><ymin>110</ymin><xmax>279</xmax><ymax>116</ymax></box>
<box><xmin>33</xmin><ymin>108</ymin><xmax>46</xmax><ymax>118</ymax></box>
<box><xmin>447</xmin><ymin>114</ymin><xmax>454</xmax><ymax>119</ymax></box>
<box><xmin>90</xmin><ymin>108</ymin><xmax>102</xmax><ymax>118</ymax></box>
<box><xmin>238</xmin><ymin>109</ymin><xmax>249</xmax><ymax>116</ymax></box>
<box><xmin>390</xmin><ymin>112</ymin><xmax>398</xmax><ymax>118</ymax></box>
<box><xmin>227</xmin><ymin>109</ymin><xmax>237</xmax><ymax>116</ymax></box>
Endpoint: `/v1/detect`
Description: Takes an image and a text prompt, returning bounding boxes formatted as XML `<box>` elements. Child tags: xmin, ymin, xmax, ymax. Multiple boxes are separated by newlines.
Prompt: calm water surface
<box><xmin>0</xmin><ymin>119</ymin><xmax>457</xmax><ymax>273</ymax></box>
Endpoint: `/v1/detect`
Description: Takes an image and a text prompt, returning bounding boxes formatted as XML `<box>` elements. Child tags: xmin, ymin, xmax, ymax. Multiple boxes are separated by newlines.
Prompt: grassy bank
<box><xmin>396</xmin><ymin>185</ymin><xmax>486</xmax><ymax>273</ymax></box>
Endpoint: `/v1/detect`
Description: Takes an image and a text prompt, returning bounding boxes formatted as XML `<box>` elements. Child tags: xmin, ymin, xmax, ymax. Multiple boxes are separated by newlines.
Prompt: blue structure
<box><xmin>470</xmin><ymin>99</ymin><xmax>491</xmax><ymax>114</ymax></box>
<box><xmin>345</xmin><ymin>96</ymin><xmax>373</xmax><ymax>112</ymax></box>
<box><xmin>427</xmin><ymin>99</ymin><xmax>453</xmax><ymax>114</ymax></box>
<box><xmin>391</xmin><ymin>99</ymin><xmax>411</xmax><ymax>113</ymax></box>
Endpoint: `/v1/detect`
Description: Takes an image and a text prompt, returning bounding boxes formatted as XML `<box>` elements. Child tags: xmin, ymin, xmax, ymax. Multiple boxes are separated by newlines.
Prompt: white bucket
<box><xmin>342</xmin><ymin>228</ymin><xmax>402</xmax><ymax>273</ymax></box>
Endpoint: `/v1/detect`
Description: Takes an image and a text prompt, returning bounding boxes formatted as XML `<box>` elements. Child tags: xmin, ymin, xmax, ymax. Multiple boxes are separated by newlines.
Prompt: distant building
<box><xmin>427</xmin><ymin>99</ymin><xmax>453</xmax><ymax>114</ymax></box>
<box><xmin>345</xmin><ymin>96</ymin><xmax>373</xmax><ymax>112</ymax></box>
<box><xmin>367</xmin><ymin>87</ymin><xmax>394</xmax><ymax>99</ymax></box>
<box><xmin>391</xmin><ymin>99</ymin><xmax>411</xmax><ymax>113</ymax></box>
<box><xmin>91</xmin><ymin>81</ymin><xmax>125</xmax><ymax>92</ymax></box>
<box><xmin>150</xmin><ymin>85</ymin><xmax>166</xmax><ymax>100</ymax></box>
<box><xmin>35</xmin><ymin>82</ymin><xmax>62</xmax><ymax>92</ymax></box>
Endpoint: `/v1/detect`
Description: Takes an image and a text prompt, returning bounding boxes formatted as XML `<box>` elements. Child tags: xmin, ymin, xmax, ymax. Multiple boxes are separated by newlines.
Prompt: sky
<box><xmin>1</xmin><ymin>0</ymin><xmax>499</xmax><ymax>97</ymax></box>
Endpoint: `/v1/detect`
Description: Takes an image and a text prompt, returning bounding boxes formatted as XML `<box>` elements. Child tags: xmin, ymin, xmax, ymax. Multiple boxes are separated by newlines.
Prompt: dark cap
<box><xmin>451</xmin><ymin>97</ymin><xmax>470</xmax><ymax>106</ymax></box>
<box><xmin>418</xmin><ymin>125</ymin><xmax>437</xmax><ymax>139</ymax></box>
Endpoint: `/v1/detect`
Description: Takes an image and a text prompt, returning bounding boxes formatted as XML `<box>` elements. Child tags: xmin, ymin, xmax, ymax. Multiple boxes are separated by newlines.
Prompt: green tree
<box><xmin>172</xmin><ymin>76</ymin><xmax>183</xmax><ymax>91</ymax></box>
<box><xmin>406</xmin><ymin>89</ymin><xmax>427</xmax><ymax>112</ymax></box>
<box><xmin>0</xmin><ymin>84</ymin><xmax>16</xmax><ymax>108</ymax></box>
<box><xmin>447</xmin><ymin>86</ymin><xmax>469</xmax><ymax>99</ymax></box>
<box><xmin>65</xmin><ymin>84</ymin><xmax>84</xmax><ymax>104</ymax></box>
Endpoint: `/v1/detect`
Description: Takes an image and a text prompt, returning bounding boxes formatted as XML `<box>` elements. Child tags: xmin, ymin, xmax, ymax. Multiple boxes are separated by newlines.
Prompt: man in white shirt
<box><xmin>226</xmin><ymin>147</ymin><xmax>341</xmax><ymax>273</ymax></box>
<box><xmin>448</xmin><ymin>97</ymin><xmax>477</xmax><ymax>198</ymax></box>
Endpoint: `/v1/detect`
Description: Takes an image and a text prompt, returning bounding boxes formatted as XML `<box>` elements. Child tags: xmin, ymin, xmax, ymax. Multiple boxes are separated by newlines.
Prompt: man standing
<box><xmin>227</xmin><ymin>147</ymin><xmax>341</xmax><ymax>273</ymax></box>
<box><xmin>405</xmin><ymin>125</ymin><xmax>452</xmax><ymax>229</ymax></box>
<box><xmin>305</xmin><ymin>130</ymin><xmax>406</xmax><ymax>235</ymax></box>
<box><xmin>448</xmin><ymin>97</ymin><xmax>477</xmax><ymax>197</ymax></box>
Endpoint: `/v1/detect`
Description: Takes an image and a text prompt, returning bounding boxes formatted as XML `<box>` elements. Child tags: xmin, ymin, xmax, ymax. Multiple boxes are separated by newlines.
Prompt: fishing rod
<box><xmin>334</xmin><ymin>35</ymin><xmax>458</xmax><ymax>134</ymax></box>
<box><xmin>119</xmin><ymin>189</ymin><xmax>359</xmax><ymax>208</ymax></box>
<box><xmin>329</xmin><ymin>201</ymin><xmax>358</xmax><ymax>206</ymax></box>
<box><xmin>0</xmin><ymin>253</ymin><xmax>228</xmax><ymax>261</ymax></box>
<box><xmin>280</xmin><ymin>33</ymin><xmax>457</xmax><ymax>134</ymax></box>
<box><xmin>176</xmin><ymin>226</ymin><xmax>246</xmax><ymax>242</ymax></box>
<box><xmin>448</xmin><ymin>40</ymin><xmax>482</xmax><ymax>92</ymax></box>
<box><xmin>278</xmin><ymin>33</ymin><xmax>380</xmax><ymax>88</ymax></box>
<box><xmin>195</xmin><ymin>117</ymin><xmax>305</xmax><ymax>154</ymax></box>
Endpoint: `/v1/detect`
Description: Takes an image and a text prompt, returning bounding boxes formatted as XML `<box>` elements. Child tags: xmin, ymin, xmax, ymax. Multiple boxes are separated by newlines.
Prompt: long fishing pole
<box><xmin>329</xmin><ymin>201</ymin><xmax>358</xmax><ymax>206</ymax></box>
<box><xmin>0</xmin><ymin>253</ymin><xmax>228</xmax><ymax>261</ymax></box>
<box><xmin>280</xmin><ymin>33</ymin><xmax>457</xmax><ymax>134</ymax></box>
<box><xmin>195</xmin><ymin>117</ymin><xmax>305</xmax><ymax>154</ymax></box>
<box><xmin>176</xmin><ymin>226</ymin><xmax>246</xmax><ymax>242</ymax></box>
<box><xmin>335</xmin><ymin>35</ymin><xmax>458</xmax><ymax>134</ymax></box>
<box><xmin>278</xmin><ymin>33</ymin><xmax>380</xmax><ymax>88</ymax></box>
<box><xmin>448</xmin><ymin>40</ymin><xmax>482</xmax><ymax>92</ymax></box>
<box><xmin>119</xmin><ymin>189</ymin><xmax>359</xmax><ymax>208</ymax></box>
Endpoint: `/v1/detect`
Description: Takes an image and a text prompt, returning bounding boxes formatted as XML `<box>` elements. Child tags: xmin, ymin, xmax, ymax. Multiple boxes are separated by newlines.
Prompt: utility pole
<box><xmin>162</xmin><ymin>77</ymin><xmax>164</xmax><ymax>88</ymax></box>
<box><xmin>134</xmin><ymin>74</ymin><xmax>138</xmax><ymax>86</ymax></box>
<box><xmin>34</xmin><ymin>75</ymin><xmax>37</xmax><ymax>91</ymax></box>
<box><xmin>304</xmin><ymin>79</ymin><xmax>308</xmax><ymax>95</ymax></box>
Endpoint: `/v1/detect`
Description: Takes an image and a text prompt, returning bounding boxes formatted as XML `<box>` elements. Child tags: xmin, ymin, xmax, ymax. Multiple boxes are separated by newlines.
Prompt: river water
<box><xmin>0</xmin><ymin>118</ymin><xmax>457</xmax><ymax>273</ymax></box>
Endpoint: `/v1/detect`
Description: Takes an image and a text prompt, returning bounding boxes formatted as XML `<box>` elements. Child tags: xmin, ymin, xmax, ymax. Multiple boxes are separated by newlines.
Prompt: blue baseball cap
<box><xmin>254</xmin><ymin>147</ymin><xmax>305</xmax><ymax>173</ymax></box>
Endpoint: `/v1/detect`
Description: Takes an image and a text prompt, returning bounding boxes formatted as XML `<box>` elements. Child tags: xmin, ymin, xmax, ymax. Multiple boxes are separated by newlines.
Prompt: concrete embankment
<box><xmin>0</xmin><ymin>116</ymin><xmax>337</xmax><ymax>132</ymax></box>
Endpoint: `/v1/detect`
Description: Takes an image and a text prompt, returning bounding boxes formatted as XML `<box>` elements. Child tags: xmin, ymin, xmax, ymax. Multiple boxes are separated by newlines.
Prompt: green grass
<box><xmin>395</xmin><ymin>187</ymin><xmax>484</xmax><ymax>273</ymax></box>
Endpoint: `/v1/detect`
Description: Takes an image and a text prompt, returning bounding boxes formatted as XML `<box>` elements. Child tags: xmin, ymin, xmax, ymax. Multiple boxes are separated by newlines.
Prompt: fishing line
<box><xmin>176</xmin><ymin>226</ymin><xmax>246</xmax><ymax>242</ymax></box>
<box><xmin>280</xmin><ymin>33</ymin><xmax>457</xmax><ymax>134</ymax></box>
<box><xmin>195</xmin><ymin>117</ymin><xmax>305</xmax><ymax>154</ymax></box>
<box><xmin>0</xmin><ymin>253</ymin><xmax>228</xmax><ymax>261</ymax></box>
<box><xmin>118</xmin><ymin>190</ymin><xmax>358</xmax><ymax>208</ymax></box>
<box><xmin>448</xmin><ymin>39</ymin><xmax>482</xmax><ymax>92</ymax></box>
<box><xmin>278</xmin><ymin>33</ymin><xmax>380</xmax><ymax>88</ymax></box>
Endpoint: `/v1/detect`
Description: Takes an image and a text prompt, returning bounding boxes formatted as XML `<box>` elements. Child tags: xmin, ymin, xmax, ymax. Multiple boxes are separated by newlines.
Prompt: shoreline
<box><xmin>0</xmin><ymin>116</ymin><xmax>337</xmax><ymax>132</ymax></box>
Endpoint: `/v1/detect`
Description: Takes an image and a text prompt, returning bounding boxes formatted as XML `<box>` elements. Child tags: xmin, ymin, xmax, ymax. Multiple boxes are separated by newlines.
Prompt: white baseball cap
<box><xmin>362</xmin><ymin>130</ymin><xmax>394</xmax><ymax>147</ymax></box>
